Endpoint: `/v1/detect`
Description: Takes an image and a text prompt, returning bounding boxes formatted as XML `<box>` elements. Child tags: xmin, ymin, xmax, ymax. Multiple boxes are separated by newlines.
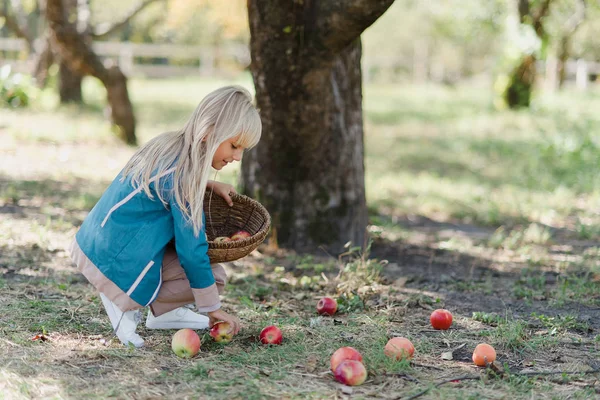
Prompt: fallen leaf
<box><xmin>441</xmin><ymin>351</ymin><xmax>453</xmax><ymax>360</ymax></box>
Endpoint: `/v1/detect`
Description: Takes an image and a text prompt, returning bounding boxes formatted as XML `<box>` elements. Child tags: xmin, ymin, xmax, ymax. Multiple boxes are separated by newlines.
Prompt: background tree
<box><xmin>52</xmin><ymin>0</ymin><xmax>164</xmax><ymax>104</ymax></box>
<box><xmin>45</xmin><ymin>0</ymin><xmax>137</xmax><ymax>144</ymax></box>
<box><xmin>550</xmin><ymin>0</ymin><xmax>587</xmax><ymax>88</ymax></box>
<box><xmin>503</xmin><ymin>0</ymin><xmax>553</xmax><ymax>108</ymax></box>
<box><xmin>242</xmin><ymin>0</ymin><xmax>395</xmax><ymax>253</ymax></box>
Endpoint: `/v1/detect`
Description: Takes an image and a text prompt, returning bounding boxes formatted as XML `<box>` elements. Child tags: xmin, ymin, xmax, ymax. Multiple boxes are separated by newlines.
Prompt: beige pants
<box><xmin>149</xmin><ymin>244</ymin><xmax>227</xmax><ymax>316</ymax></box>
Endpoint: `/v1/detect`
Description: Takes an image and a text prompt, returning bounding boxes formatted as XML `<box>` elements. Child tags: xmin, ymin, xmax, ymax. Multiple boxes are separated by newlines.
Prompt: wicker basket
<box><xmin>203</xmin><ymin>191</ymin><xmax>271</xmax><ymax>263</ymax></box>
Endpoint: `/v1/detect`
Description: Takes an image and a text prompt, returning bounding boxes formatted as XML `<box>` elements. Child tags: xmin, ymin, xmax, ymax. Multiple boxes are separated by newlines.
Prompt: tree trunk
<box><xmin>503</xmin><ymin>0</ymin><xmax>551</xmax><ymax>109</ymax></box>
<box><xmin>243</xmin><ymin>1</ymin><xmax>393</xmax><ymax>253</ymax></box>
<box><xmin>59</xmin><ymin>60</ymin><xmax>83</xmax><ymax>103</ymax></box>
<box><xmin>33</xmin><ymin>36</ymin><xmax>54</xmax><ymax>88</ymax></box>
<box><xmin>46</xmin><ymin>0</ymin><xmax>137</xmax><ymax>145</ymax></box>
<box><xmin>504</xmin><ymin>54</ymin><xmax>536</xmax><ymax>108</ymax></box>
<box><xmin>57</xmin><ymin>0</ymin><xmax>84</xmax><ymax>104</ymax></box>
<box><xmin>557</xmin><ymin>37</ymin><xmax>569</xmax><ymax>89</ymax></box>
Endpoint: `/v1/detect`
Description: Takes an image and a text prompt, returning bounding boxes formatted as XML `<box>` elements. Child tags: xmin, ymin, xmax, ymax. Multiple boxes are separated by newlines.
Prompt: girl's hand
<box><xmin>207</xmin><ymin>309</ymin><xmax>241</xmax><ymax>335</ymax></box>
<box><xmin>207</xmin><ymin>181</ymin><xmax>236</xmax><ymax>207</ymax></box>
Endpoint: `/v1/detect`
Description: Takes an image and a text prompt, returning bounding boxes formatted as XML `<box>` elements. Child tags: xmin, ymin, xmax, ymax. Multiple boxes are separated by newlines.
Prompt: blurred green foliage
<box><xmin>0</xmin><ymin>65</ymin><xmax>37</xmax><ymax>108</ymax></box>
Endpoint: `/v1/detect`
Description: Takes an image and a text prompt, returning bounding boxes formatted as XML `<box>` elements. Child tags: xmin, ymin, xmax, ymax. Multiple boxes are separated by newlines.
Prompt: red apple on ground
<box><xmin>259</xmin><ymin>325</ymin><xmax>283</xmax><ymax>345</ymax></box>
<box><xmin>330</xmin><ymin>346</ymin><xmax>363</xmax><ymax>372</ymax></box>
<box><xmin>334</xmin><ymin>360</ymin><xmax>367</xmax><ymax>386</ymax></box>
<box><xmin>171</xmin><ymin>328</ymin><xmax>201</xmax><ymax>358</ymax></box>
<box><xmin>384</xmin><ymin>337</ymin><xmax>415</xmax><ymax>360</ymax></box>
<box><xmin>430</xmin><ymin>309</ymin><xmax>453</xmax><ymax>330</ymax></box>
<box><xmin>209</xmin><ymin>321</ymin><xmax>233</xmax><ymax>343</ymax></box>
<box><xmin>214</xmin><ymin>236</ymin><xmax>232</xmax><ymax>243</ymax></box>
<box><xmin>316</xmin><ymin>297</ymin><xmax>337</xmax><ymax>316</ymax></box>
<box><xmin>230</xmin><ymin>230</ymin><xmax>251</xmax><ymax>241</ymax></box>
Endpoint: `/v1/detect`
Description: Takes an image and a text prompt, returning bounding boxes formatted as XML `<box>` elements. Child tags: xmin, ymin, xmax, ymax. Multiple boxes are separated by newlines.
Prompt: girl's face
<box><xmin>212</xmin><ymin>136</ymin><xmax>245</xmax><ymax>170</ymax></box>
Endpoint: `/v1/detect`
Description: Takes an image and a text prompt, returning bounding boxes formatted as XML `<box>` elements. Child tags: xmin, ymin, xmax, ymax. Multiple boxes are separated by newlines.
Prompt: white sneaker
<box><xmin>99</xmin><ymin>293</ymin><xmax>144</xmax><ymax>348</ymax></box>
<box><xmin>146</xmin><ymin>306</ymin><xmax>209</xmax><ymax>330</ymax></box>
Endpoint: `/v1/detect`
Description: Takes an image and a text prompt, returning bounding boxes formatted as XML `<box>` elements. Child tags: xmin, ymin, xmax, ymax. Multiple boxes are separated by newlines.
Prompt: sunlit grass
<box><xmin>1</xmin><ymin>76</ymin><xmax>599</xmax><ymax>400</ymax></box>
<box><xmin>363</xmin><ymin>82</ymin><xmax>600</xmax><ymax>233</ymax></box>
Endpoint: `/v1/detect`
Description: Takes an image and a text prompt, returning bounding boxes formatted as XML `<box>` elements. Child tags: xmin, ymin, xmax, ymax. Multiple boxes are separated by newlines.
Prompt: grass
<box><xmin>1</xmin><ymin>75</ymin><xmax>600</xmax><ymax>398</ymax></box>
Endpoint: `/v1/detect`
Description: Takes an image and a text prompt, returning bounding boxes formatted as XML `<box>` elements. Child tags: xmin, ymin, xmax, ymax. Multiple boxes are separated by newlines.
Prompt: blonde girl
<box><xmin>69</xmin><ymin>86</ymin><xmax>261</xmax><ymax>347</ymax></box>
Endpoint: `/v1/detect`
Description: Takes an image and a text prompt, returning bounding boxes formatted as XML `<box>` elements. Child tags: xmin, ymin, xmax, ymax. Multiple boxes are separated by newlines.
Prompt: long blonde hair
<box><xmin>122</xmin><ymin>85</ymin><xmax>262</xmax><ymax>236</ymax></box>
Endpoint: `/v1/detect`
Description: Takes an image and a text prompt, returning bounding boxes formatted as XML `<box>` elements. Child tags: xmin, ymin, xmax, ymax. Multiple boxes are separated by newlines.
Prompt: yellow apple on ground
<box><xmin>171</xmin><ymin>328</ymin><xmax>201</xmax><ymax>358</ymax></box>
<box><xmin>209</xmin><ymin>321</ymin><xmax>233</xmax><ymax>343</ymax></box>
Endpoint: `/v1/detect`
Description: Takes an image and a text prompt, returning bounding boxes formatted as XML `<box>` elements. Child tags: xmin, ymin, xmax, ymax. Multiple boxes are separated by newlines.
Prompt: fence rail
<box><xmin>0</xmin><ymin>38</ymin><xmax>250</xmax><ymax>78</ymax></box>
<box><xmin>0</xmin><ymin>37</ymin><xmax>599</xmax><ymax>89</ymax></box>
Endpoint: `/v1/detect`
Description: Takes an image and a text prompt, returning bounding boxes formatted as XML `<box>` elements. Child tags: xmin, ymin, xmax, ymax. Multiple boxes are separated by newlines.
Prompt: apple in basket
<box><xmin>230</xmin><ymin>230</ymin><xmax>251</xmax><ymax>241</ymax></box>
<box><xmin>214</xmin><ymin>236</ymin><xmax>232</xmax><ymax>243</ymax></box>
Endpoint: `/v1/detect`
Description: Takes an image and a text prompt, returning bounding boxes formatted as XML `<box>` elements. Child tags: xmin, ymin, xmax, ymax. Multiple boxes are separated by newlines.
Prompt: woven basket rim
<box><xmin>204</xmin><ymin>191</ymin><xmax>271</xmax><ymax>250</ymax></box>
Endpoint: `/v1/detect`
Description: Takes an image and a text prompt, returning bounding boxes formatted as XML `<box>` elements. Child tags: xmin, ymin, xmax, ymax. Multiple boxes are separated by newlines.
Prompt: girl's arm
<box><xmin>169</xmin><ymin>195</ymin><xmax>221</xmax><ymax>313</ymax></box>
<box><xmin>206</xmin><ymin>180</ymin><xmax>235</xmax><ymax>206</ymax></box>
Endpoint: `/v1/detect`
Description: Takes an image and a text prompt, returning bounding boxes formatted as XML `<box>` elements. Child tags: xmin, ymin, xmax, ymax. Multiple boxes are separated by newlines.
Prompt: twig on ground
<box><xmin>410</xmin><ymin>362</ymin><xmax>444</xmax><ymax>371</ymax></box>
<box><xmin>401</xmin><ymin>367</ymin><xmax>600</xmax><ymax>400</ymax></box>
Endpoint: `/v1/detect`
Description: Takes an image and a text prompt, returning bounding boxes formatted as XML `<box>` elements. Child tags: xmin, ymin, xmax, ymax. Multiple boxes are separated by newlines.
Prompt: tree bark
<box><xmin>57</xmin><ymin>0</ymin><xmax>84</xmax><ymax>104</ymax></box>
<box><xmin>59</xmin><ymin>60</ymin><xmax>83</xmax><ymax>103</ymax></box>
<box><xmin>243</xmin><ymin>0</ymin><xmax>394</xmax><ymax>253</ymax></box>
<box><xmin>46</xmin><ymin>0</ymin><xmax>137</xmax><ymax>145</ymax></box>
<box><xmin>504</xmin><ymin>0</ymin><xmax>552</xmax><ymax>109</ymax></box>
<box><xmin>505</xmin><ymin>54</ymin><xmax>536</xmax><ymax>108</ymax></box>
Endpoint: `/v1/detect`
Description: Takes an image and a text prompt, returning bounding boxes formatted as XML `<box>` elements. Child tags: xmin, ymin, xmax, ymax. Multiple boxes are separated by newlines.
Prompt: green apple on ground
<box><xmin>334</xmin><ymin>360</ymin><xmax>368</xmax><ymax>386</ymax></box>
<box><xmin>330</xmin><ymin>346</ymin><xmax>363</xmax><ymax>372</ymax></box>
<box><xmin>171</xmin><ymin>328</ymin><xmax>201</xmax><ymax>358</ymax></box>
<box><xmin>209</xmin><ymin>321</ymin><xmax>233</xmax><ymax>343</ymax></box>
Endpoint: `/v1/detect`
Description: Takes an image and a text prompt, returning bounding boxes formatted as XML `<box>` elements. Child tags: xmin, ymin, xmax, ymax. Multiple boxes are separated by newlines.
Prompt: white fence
<box><xmin>1</xmin><ymin>37</ymin><xmax>599</xmax><ymax>89</ymax></box>
<box><xmin>0</xmin><ymin>38</ymin><xmax>250</xmax><ymax>78</ymax></box>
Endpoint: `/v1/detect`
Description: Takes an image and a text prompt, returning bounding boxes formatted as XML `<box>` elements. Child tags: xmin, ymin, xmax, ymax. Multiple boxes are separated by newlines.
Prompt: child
<box><xmin>69</xmin><ymin>86</ymin><xmax>262</xmax><ymax>347</ymax></box>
